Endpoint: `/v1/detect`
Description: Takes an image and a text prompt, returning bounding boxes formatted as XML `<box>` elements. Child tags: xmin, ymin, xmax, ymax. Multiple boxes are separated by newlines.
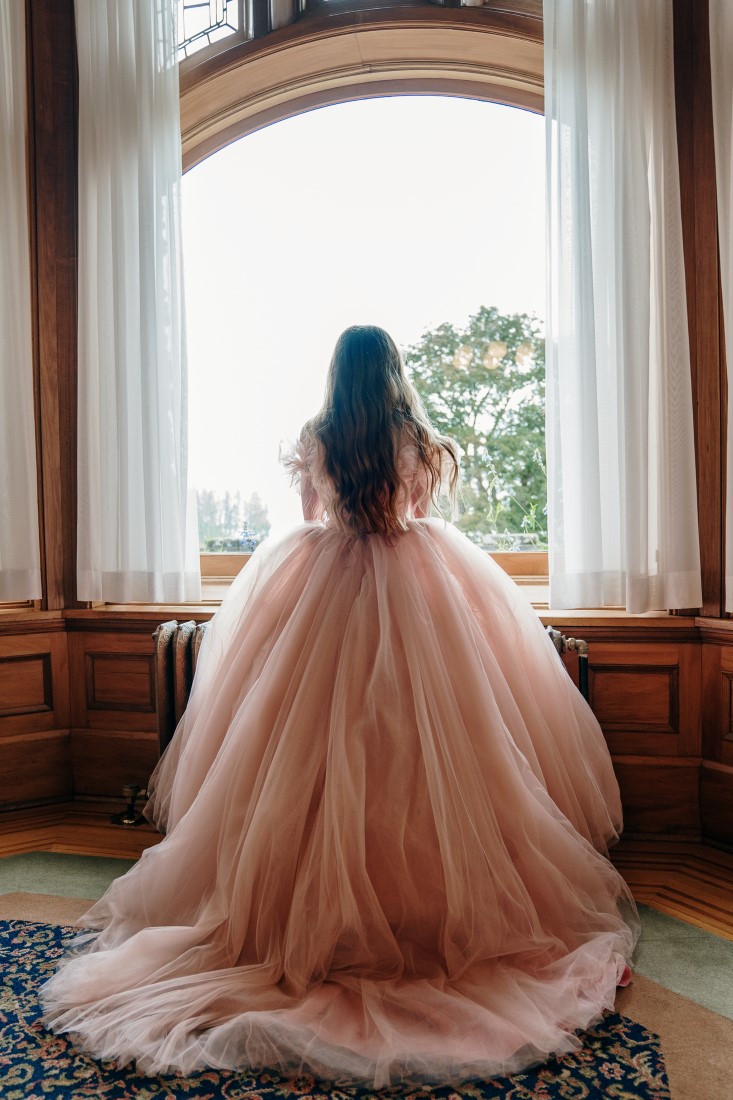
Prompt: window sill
<box><xmin>56</xmin><ymin>558</ymin><xmax>700</xmax><ymax>635</ymax></box>
<box><xmin>66</xmin><ymin>603</ymin><xmax>696</xmax><ymax>636</ymax></box>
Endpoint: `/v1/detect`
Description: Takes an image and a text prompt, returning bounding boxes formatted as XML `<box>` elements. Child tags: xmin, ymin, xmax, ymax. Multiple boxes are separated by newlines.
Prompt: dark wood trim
<box><xmin>64</xmin><ymin>611</ymin><xmax>216</xmax><ymax>634</ymax></box>
<box><xmin>696</xmin><ymin>617</ymin><xmax>733</xmax><ymax>645</ymax></box>
<box><xmin>25</xmin><ymin>3</ymin><xmax>44</xmax><ymax>606</ymax></box>
<box><xmin>674</xmin><ymin>0</ymin><xmax>724</xmax><ymax>617</ymax></box>
<box><xmin>183</xmin><ymin>76</ymin><xmax>543</xmax><ymax>170</ymax></box>
<box><xmin>26</xmin><ymin>0</ymin><xmax>79</xmax><ymax>611</ymax></box>
<box><xmin>179</xmin><ymin>2</ymin><xmax>543</xmax><ymax>94</ymax></box>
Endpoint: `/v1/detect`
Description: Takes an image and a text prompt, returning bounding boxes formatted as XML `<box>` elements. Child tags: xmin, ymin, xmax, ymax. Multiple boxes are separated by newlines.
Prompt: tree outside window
<box><xmin>406</xmin><ymin>306</ymin><xmax>546</xmax><ymax>550</ymax></box>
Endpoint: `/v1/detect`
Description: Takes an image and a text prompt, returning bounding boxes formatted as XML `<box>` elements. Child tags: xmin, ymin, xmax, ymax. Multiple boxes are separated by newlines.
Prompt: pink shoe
<box><xmin>617</xmin><ymin>964</ymin><xmax>632</xmax><ymax>988</ymax></box>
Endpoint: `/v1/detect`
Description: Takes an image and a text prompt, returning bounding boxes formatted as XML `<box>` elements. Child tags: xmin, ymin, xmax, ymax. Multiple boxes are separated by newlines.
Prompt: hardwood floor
<box><xmin>0</xmin><ymin>801</ymin><xmax>161</xmax><ymax>861</ymax></box>
<box><xmin>611</xmin><ymin>837</ymin><xmax>733</xmax><ymax>942</ymax></box>
<box><xmin>1</xmin><ymin>804</ymin><xmax>732</xmax><ymax>940</ymax></box>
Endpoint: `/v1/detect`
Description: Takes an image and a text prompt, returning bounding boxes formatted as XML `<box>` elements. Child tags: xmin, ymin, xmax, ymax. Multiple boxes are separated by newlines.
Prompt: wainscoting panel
<box><xmin>0</xmin><ymin>730</ymin><xmax>72</xmax><ymax>808</ymax></box>
<box><xmin>0</xmin><ymin>652</ymin><xmax>52</xmax><ymax>716</ymax></box>
<box><xmin>587</xmin><ymin>642</ymin><xmax>700</xmax><ymax>759</ymax></box>
<box><xmin>700</xmin><ymin>636</ymin><xmax>733</xmax><ymax>769</ymax></box>
<box><xmin>0</xmin><ymin>632</ymin><xmax>70</xmax><ymax>736</ymax></box>
<box><xmin>0</xmin><ymin>628</ymin><xmax>71</xmax><ymax>807</ymax></box>
<box><xmin>70</xmin><ymin>728</ymin><xmax>159</xmax><ymax>799</ymax></box>
<box><xmin>700</xmin><ymin>761</ymin><xmax>733</xmax><ymax>846</ymax></box>
<box><xmin>612</xmin><ymin>755</ymin><xmax>701</xmax><ymax>837</ymax></box>
<box><xmin>66</xmin><ymin>624</ymin><xmax>164</xmax><ymax>801</ymax></box>
<box><xmin>68</xmin><ymin>633</ymin><xmax>157</xmax><ymax>733</ymax></box>
<box><xmin>85</xmin><ymin>652</ymin><xmax>155</xmax><ymax>714</ymax></box>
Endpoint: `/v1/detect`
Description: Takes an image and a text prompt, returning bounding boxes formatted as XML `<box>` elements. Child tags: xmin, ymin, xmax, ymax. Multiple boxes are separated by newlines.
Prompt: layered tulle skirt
<box><xmin>41</xmin><ymin>520</ymin><xmax>638</xmax><ymax>1085</ymax></box>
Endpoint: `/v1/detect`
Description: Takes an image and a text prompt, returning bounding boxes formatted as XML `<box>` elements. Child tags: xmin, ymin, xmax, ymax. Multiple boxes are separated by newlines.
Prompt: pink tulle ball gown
<box><xmin>41</xmin><ymin>452</ymin><xmax>639</xmax><ymax>1087</ymax></box>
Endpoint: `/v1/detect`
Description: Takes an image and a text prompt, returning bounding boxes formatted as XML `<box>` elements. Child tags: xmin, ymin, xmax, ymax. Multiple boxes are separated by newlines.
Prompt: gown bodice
<box><xmin>292</xmin><ymin>430</ymin><xmax>431</xmax><ymax>528</ymax></box>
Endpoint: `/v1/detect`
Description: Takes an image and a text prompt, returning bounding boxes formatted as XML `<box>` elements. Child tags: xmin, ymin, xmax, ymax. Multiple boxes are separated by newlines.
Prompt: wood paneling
<box><xmin>723</xmin><ymin>672</ymin><xmax>733</xmax><ymax>747</ymax></box>
<box><xmin>0</xmin><ymin>632</ymin><xmax>69</xmax><ymax>736</ymax></box>
<box><xmin>0</xmin><ymin>653</ymin><xmax>51</xmax><ymax>717</ymax></box>
<box><xmin>85</xmin><ymin>654</ymin><xmax>155</xmax><ymax>713</ymax></box>
<box><xmin>700</xmin><ymin>629</ymin><xmax>733</xmax><ymax>767</ymax></box>
<box><xmin>613</xmin><ymin>756</ymin><xmax>701</xmax><ymax>838</ymax></box>
<box><xmin>68</xmin><ymin>633</ymin><xmax>157</xmax><ymax>733</ymax></box>
<box><xmin>700</xmin><ymin>761</ymin><xmax>733</xmax><ymax>847</ymax></box>
<box><xmin>67</xmin><ymin>627</ymin><xmax>160</xmax><ymax>798</ymax></box>
<box><xmin>592</xmin><ymin>665</ymin><xmax>679</xmax><ymax>734</ymax></box>
<box><xmin>588</xmin><ymin>642</ymin><xmax>700</xmax><ymax>758</ymax></box>
<box><xmin>0</xmin><ymin>630</ymin><xmax>71</xmax><ymax>807</ymax></box>
<box><xmin>674</xmin><ymin>0</ymin><xmax>724</xmax><ymax>617</ymax></box>
<box><xmin>70</xmin><ymin>730</ymin><xmax>159</xmax><ymax>799</ymax></box>
<box><xmin>0</xmin><ymin>730</ymin><xmax>71</xmax><ymax>809</ymax></box>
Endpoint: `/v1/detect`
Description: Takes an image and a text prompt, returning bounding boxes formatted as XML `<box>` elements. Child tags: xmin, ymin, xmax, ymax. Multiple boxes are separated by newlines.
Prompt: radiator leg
<box><xmin>110</xmin><ymin>783</ymin><xmax>148</xmax><ymax>827</ymax></box>
<box><xmin>578</xmin><ymin>655</ymin><xmax>589</xmax><ymax>703</ymax></box>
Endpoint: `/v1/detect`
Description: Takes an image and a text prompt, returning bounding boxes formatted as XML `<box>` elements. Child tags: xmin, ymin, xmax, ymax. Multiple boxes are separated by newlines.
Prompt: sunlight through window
<box><xmin>182</xmin><ymin>96</ymin><xmax>545</xmax><ymax>553</ymax></box>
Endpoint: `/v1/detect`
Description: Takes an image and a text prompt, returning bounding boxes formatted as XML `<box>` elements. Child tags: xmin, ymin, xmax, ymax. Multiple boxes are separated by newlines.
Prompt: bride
<box><xmin>41</xmin><ymin>325</ymin><xmax>638</xmax><ymax>1087</ymax></box>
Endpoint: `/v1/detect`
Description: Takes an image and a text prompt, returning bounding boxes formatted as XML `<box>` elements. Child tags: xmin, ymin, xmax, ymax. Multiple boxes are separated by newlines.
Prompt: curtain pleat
<box><xmin>710</xmin><ymin>1</ymin><xmax>733</xmax><ymax>611</ymax></box>
<box><xmin>75</xmin><ymin>0</ymin><xmax>201</xmax><ymax>603</ymax></box>
<box><xmin>0</xmin><ymin>0</ymin><xmax>42</xmax><ymax>601</ymax></box>
<box><xmin>544</xmin><ymin>0</ymin><xmax>701</xmax><ymax>613</ymax></box>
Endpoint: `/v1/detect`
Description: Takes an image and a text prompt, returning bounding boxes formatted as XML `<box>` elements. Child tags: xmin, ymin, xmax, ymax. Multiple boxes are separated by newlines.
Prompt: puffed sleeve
<box><xmin>282</xmin><ymin>430</ymin><xmax>323</xmax><ymax>522</ymax></box>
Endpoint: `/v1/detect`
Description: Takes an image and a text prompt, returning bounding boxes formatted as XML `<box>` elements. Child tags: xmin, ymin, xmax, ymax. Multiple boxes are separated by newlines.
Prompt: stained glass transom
<box><xmin>177</xmin><ymin>0</ymin><xmax>244</xmax><ymax>59</ymax></box>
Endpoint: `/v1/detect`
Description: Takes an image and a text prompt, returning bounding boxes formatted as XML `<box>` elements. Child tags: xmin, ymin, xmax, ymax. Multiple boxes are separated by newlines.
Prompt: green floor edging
<box><xmin>633</xmin><ymin>903</ymin><xmax>733</xmax><ymax>1021</ymax></box>
<box><xmin>0</xmin><ymin>851</ymin><xmax>135</xmax><ymax>900</ymax></box>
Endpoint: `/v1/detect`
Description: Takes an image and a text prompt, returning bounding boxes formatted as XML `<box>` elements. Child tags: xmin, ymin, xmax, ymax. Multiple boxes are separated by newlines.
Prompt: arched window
<box><xmin>183</xmin><ymin>96</ymin><xmax>546</xmax><ymax>558</ymax></box>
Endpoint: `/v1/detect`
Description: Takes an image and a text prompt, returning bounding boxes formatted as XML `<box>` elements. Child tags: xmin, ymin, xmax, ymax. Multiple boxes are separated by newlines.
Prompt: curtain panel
<box><xmin>710</xmin><ymin>1</ymin><xmax>733</xmax><ymax>612</ymax></box>
<box><xmin>0</xmin><ymin>0</ymin><xmax>42</xmax><ymax>600</ymax></box>
<box><xmin>544</xmin><ymin>0</ymin><xmax>701</xmax><ymax>613</ymax></box>
<box><xmin>75</xmin><ymin>0</ymin><xmax>201</xmax><ymax>603</ymax></box>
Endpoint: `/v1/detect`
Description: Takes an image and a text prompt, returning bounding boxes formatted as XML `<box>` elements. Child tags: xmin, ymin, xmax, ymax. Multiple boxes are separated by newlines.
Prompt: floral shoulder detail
<box><xmin>281</xmin><ymin>430</ymin><xmax>317</xmax><ymax>486</ymax></box>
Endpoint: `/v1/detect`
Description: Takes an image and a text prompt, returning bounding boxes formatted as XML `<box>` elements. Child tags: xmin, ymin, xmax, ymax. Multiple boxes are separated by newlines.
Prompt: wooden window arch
<box><xmin>179</xmin><ymin>5</ymin><xmax>543</xmax><ymax>170</ymax></box>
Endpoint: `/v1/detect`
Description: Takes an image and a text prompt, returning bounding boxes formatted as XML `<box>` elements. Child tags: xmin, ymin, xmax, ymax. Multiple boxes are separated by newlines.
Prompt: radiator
<box><xmin>545</xmin><ymin>626</ymin><xmax>590</xmax><ymax>702</ymax></box>
<box><xmin>152</xmin><ymin>619</ymin><xmax>210</xmax><ymax>754</ymax></box>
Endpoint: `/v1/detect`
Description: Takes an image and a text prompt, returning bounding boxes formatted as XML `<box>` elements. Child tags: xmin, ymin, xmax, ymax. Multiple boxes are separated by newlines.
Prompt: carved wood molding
<box><xmin>179</xmin><ymin>7</ymin><xmax>543</xmax><ymax>169</ymax></box>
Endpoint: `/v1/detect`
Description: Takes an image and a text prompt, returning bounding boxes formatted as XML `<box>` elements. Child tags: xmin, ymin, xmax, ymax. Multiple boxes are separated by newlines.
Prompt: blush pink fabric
<box><xmin>41</xmin><ymin>447</ymin><xmax>639</xmax><ymax>1086</ymax></box>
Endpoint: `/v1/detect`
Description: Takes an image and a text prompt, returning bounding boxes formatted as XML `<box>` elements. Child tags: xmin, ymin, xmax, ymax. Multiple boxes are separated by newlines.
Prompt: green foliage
<box><xmin>197</xmin><ymin>489</ymin><xmax>271</xmax><ymax>552</ymax></box>
<box><xmin>404</xmin><ymin>305</ymin><xmax>547</xmax><ymax>550</ymax></box>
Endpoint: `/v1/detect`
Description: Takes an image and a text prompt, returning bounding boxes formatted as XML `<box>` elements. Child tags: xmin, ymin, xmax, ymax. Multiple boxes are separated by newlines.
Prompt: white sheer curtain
<box><xmin>710</xmin><ymin>1</ymin><xmax>733</xmax><ymax>611</ymax></box>
<box><xmin>544</xmin><ymin>0</ymin><xmax>701</xmax><ymax>613</ymax></box>
<box><xmin>0</xmin><ymin>1</ymin><xmax>41</xmax><ymax>601</ymax></box>
<box><xmin>75</xmin><ymin>0</ymin><xmax>200</xmax><ymax>603</ymax></box>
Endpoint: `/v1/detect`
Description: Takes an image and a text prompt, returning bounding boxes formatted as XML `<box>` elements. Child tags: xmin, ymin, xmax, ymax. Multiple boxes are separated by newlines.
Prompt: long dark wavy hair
<box><xmin>303</xmin><ymin>325</ymin><xmax>459</xmax><ymax>537</ymax></box>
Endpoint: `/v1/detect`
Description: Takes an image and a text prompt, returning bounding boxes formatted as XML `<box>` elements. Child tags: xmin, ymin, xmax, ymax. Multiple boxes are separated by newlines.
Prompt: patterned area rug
<box><xmin>0</xmin><ymin>920</ymin><xmax>670</xmax><ymax>1100</ymax></box>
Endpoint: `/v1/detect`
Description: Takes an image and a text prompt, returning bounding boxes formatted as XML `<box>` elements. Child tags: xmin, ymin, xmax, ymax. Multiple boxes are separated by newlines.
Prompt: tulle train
<box><xmin>41</xmin><ymin>520</ymin><xmax>639</xmax><ymax>1086</ymax></box>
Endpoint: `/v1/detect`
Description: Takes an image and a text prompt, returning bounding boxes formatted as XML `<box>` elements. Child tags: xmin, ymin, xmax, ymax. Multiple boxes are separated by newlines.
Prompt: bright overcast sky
<box><xmin>182</xmin><ymin>95</ymin><xmax>545</xmax><ymax>534</ymax></box>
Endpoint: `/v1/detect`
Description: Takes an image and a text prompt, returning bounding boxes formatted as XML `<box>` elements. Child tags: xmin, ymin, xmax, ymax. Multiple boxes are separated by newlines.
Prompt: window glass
<box><xmin>177</xmin><ymin>0</ymin><xmax>242</xmax><ymax>60</ymax></box>
<box><xmin>182</xmin><ymin>96</ymin><xmax>545</xmax><ymax>552</ymax></box>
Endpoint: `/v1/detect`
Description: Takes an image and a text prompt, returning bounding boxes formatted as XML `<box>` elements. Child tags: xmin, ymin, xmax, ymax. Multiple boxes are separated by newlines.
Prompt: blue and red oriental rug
<box><xmin>0</xmin><ymin>919</ymin><xmax>669</xmax><ymax>1100</ymax></box>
